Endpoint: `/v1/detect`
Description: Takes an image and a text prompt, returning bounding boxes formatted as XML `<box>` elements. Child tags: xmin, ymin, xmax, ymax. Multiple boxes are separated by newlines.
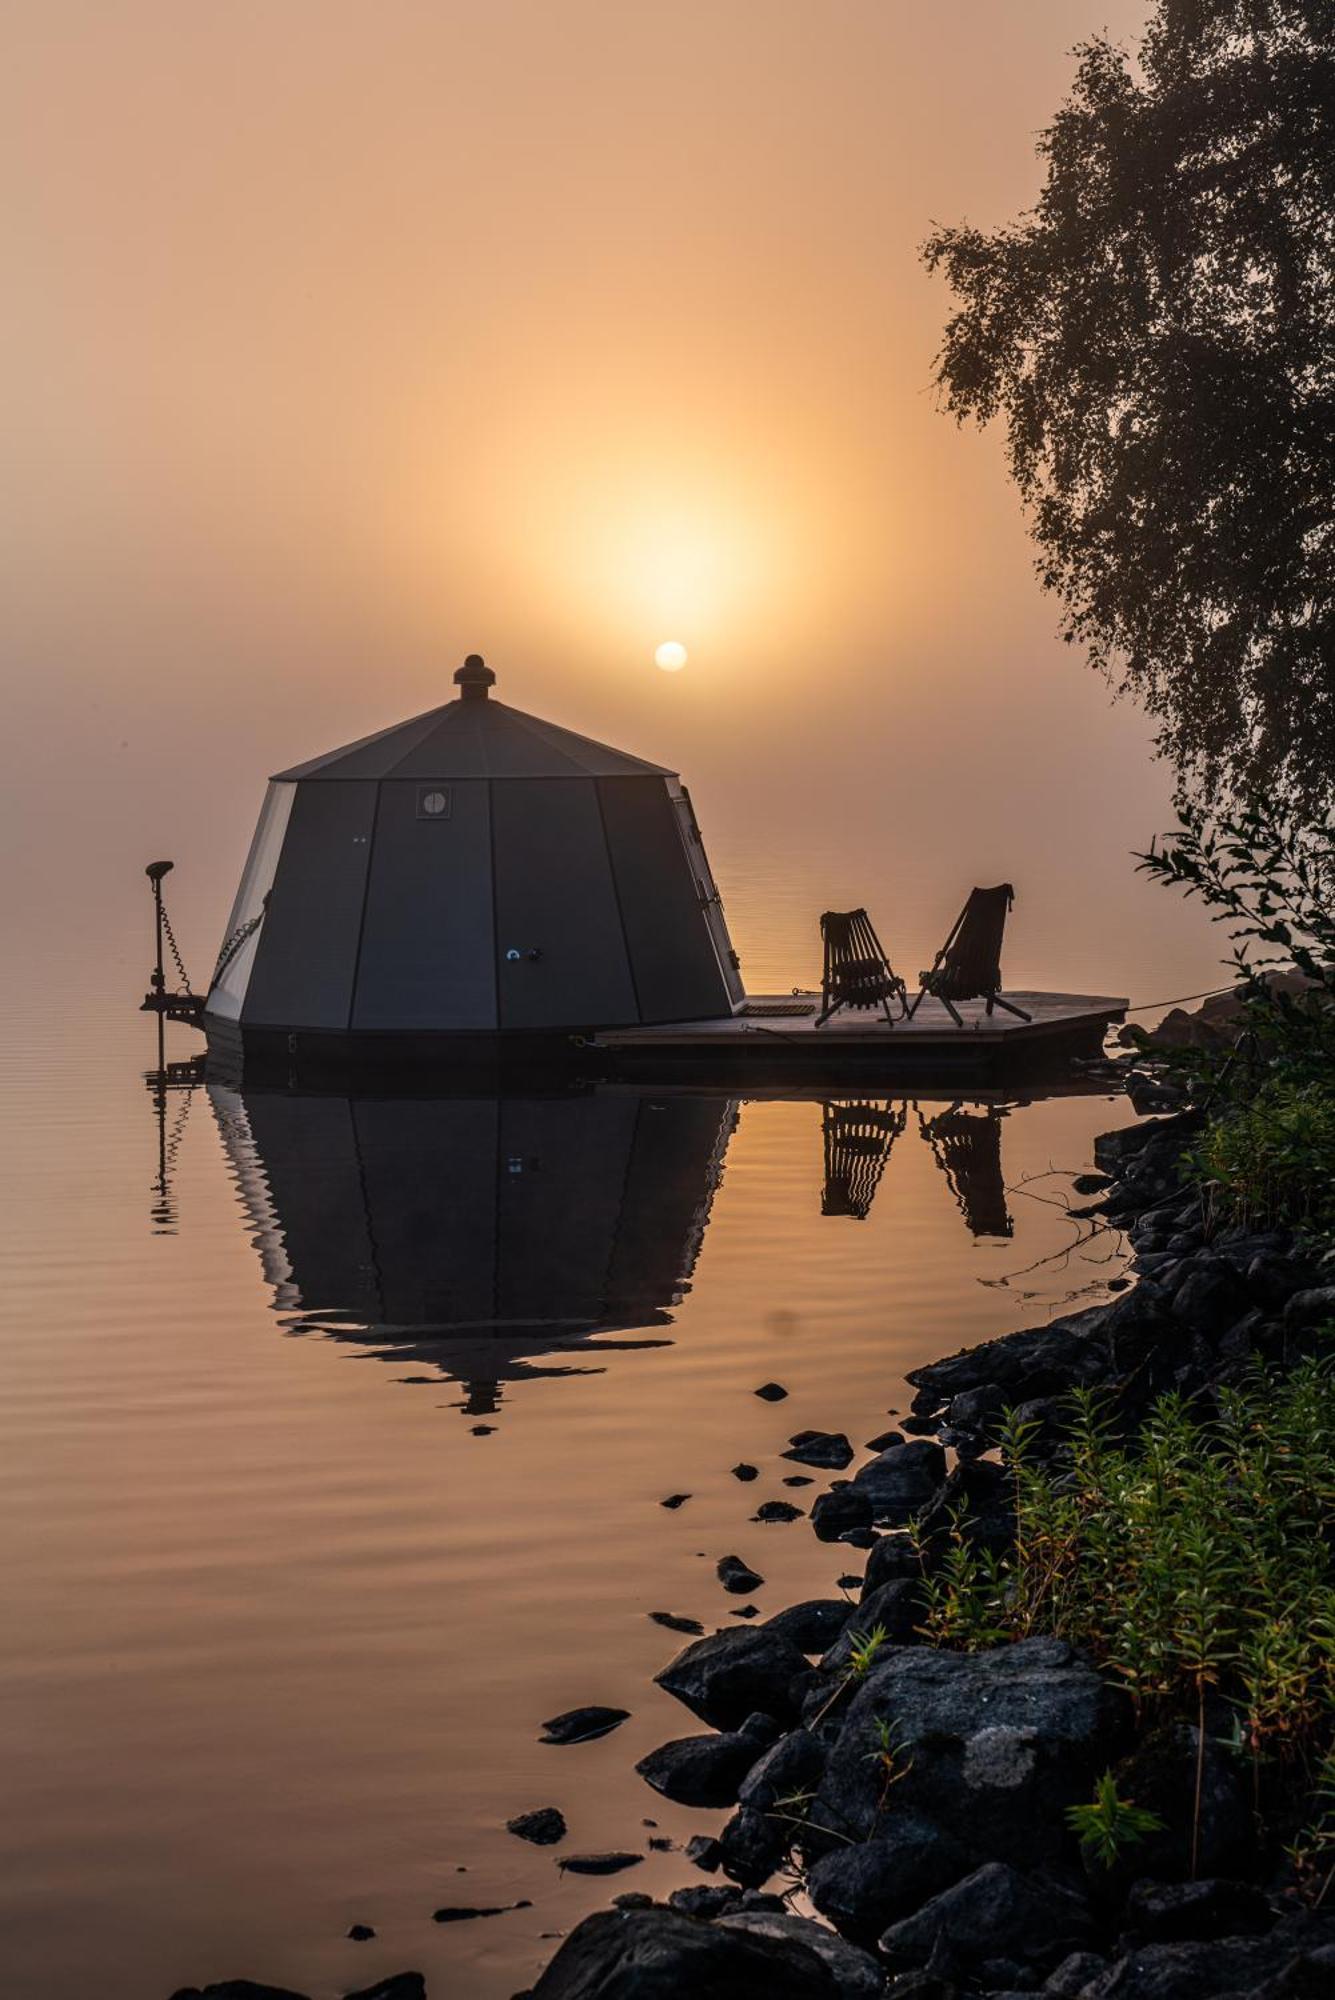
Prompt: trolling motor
<box><xmin>140</xmin><ymin>860</ymin><xmax>205</xmax><ymax>1027</ymax></box>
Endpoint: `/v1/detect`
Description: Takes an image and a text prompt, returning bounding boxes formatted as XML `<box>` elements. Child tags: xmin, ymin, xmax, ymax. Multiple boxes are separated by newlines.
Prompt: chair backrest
<box><xmin>822</xmin><ymin>1100</ymin><xmax>905</xmax><ymax>1219</ymax></box>
<box><xmin>921</xmin><ymin>1105</ymin><xmax>1014</xmax><ymax>1237</ymax></box>
<box><xmin>821</xmin><ymin>908</ymin><xmax>894</xmax><ymax>988</ymax></box>
<box><xmin>934</xmin><ymin>884</ymin><xmax>1014</xmax><ymax>999</ymax></box>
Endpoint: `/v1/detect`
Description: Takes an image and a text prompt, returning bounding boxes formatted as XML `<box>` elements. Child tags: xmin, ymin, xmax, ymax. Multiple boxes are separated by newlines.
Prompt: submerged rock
<box><xmin>655</xmin><ymin>1626</ymin><xmax>809</xmax><ymax>1730</ymax></box>
<box><xmin>433</xmin><ymin>1901</ymin><xmax>529</xmax><ymax>1921</ymax></box>
<box><xmin>717</xmin><ymin>1555</ymin><xmax>765</xmax><ymax>1595</ymax></box>
<box><xmin>782</xmin><ymin>1430</ymin><xmax>854</xmax><ymax>1470</ymax></box>
<box><xmin>648</xmin><ymin>1611</ymin><xmax>704</xmax><ymax>1636</ymax></box>
<box><xmin>540</xmin><ymin>1706</ymin><xmax>629</xmax><ymax>1745</ymax></box>
<box><xmin>731</xmin><ymin>1463</ymin><xmax>759</xmax><ymax>1482</ymax></box>
<box><xmin>507</xmin><ymin>1807</ymin><xmax>567</xmax><ymax>1846</ymax></box>
<box><xmin>636</xmin><ymin>1715</ymin><xmax>776</xmax><ymax>1808</ymax></box>
<box><xmin>530</xmin><ymin>1904</ymin><xmax>843</xmax><ymax>1998</ymax></box>
<box><xmin>345</xmin><ymin>1923</ymin><xmax>376</xmax><ymax>1940</ymax></box>
<box><xmin>752</xmin><ymin>1500</ymin><xmax>803</xmax><ymax>1523</ymax></box>
<box><xmin>753</xmin><ymin>1383</ymin><xmax>789</xmax><ymax>1402</ymax></box>
<box><xmin>558</xmin><ymin>1853</ymin><xmax>644</xmax><ymax>1877</ymax></box>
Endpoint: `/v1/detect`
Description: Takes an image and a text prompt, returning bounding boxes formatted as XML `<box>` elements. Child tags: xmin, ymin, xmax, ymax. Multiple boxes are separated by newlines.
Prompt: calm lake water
<box><xmin>0</xmin><ymin>928</ymin><xmax>1149</xmax><ymax>1999</ymax></box>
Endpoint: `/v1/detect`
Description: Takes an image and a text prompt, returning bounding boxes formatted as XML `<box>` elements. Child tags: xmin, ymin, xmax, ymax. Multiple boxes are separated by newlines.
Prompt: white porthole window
<box><xmin>416</xmin><ymin>786</ymin><xmax>452</xmax><ymax>820</ymax></box>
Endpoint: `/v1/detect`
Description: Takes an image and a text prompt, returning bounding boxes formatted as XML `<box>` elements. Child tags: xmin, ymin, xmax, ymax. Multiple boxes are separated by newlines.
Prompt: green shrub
<box><xmin>1191</xmin><ymin>1081</ymin><xmax>1335</xmax><ymax>1238</ymax></box>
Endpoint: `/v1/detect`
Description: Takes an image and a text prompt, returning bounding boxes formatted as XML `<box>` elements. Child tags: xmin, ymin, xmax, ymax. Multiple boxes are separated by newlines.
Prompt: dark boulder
<box><xmin>667</xmin><ymin>1884</ymin><xmax>744</xmax><ymax>1919</ymax></box>
<box><xmin>541</xmin><ymin>1706</ymin><xmax>629</xmax><ymax>1745</ymax></box>
<box><xmin>851</xmin><ymin>1440</ymin><xmax>946</xmax><ymax>1522</ymax></box>
<box><xmin>508</xmin><ymin>1806</ymin><xmax>568</xmax><ymax>1845</ymax></box>
<box><xmin>945</xmin><ymin>1383</ymin><xmax>1006</xmax><ymax>1433</ymax></box>
<box><xmin>169</xmin><ymin>1986</ymin><xmax>312</xmax><ymax>2000</ymax></box>
<box><xmin>1285</xmin><ymin>1287</ymin><xmax>1335</xmax><ymax>1335</ymax></box>
<box><xmin>732</xmin><ymin>1463</ymin><xmax>759</xmax><ymax>1482</ymax></box>
<box><xmin>861</xmin><ymin>1534</ymin><xmax>923</xmax><ymax>1595</ymax></box>
<box><xmin>716</xmin><ymin>1804</ymin><xmax>788</xmax><ymax>1888</ymax></box>
<box><xmin>1171</xmin><ymin>1259</ymin><xmax>1251</xmax><ymax>1337</ymax></box>
<box><xmin>753</xmin><ymin>1500</ymin><xmax>803</xmax><ymax>1524</ymax></box>
<box><xmin>717</xmin><ymin>1554</ymin><xmax>764</xmax><ymax>1595</ymax></box>
<box><xmin>878</xmin><ymin>1861</ymin><xmax>1092</xmax><ymax>1978</ymax></box>
<box><xmin>782</xmin><ymin>1430</ymin><xmax>854</xmax><ymax>1470</ymax></box>
<box><xmin>649</xmin><ymin>1612</ymin><xmax>703</xmax><ymax>1636</ymax></box>
<box><xmin>811</xmin><ymin>1486</ymin><xmax>873</xmax><ymax>1542</ymax></box>
<box><xmin>1077</xmin><ymin>1930</ymin><xmax>1325</xmax><ymax>1999</ymax></box>
<box><xmin>813</xmin><ymin>1638</ymin><xmax>1126</xmax><ymax>1859</ymax></box>
<box><xmin>906</xmin><ymin>1304</ymin><xmax>1114</xmax><ymax>1411</ymax></box>
<box><xmin>1044</xmin><ymin>1950</ymin><xmax>1109</xmax><ymax>1994</ymax></box>
<box><xmin>916</xmin><ymin>1458</ymin><xmax>1013</xmax><ymax>1557</ymax></box>
<box><xmin>806</xmin><ymin>1817</ymin><xmax>973</xmax><ymax>1944</ymax></box>
<box><xmin>1103</xmin><ymin>1722</ymin><xmax>1251</xmax><ymax>1888</ymax></box>
<box><xmin>343</xmin><ymin>1981</ymin><xmax>426</xmax><ymax>2000</ymax></box>
<box><xmin>684</xmin><ymin>1833</ymin><xmax>722</xmax><ymax>1872</ymax></box>
<box><xmin>636</xmin><ymin>1716</ymin><xmax>776</xmax><ymax>1808</ymax></box>
<box><xmin>865</xmin><ymin>1429</ymin><xmax>904</xmax><ymax>1451</ymax></box>
<box><xmin>821</xmin><ymin>1580</ymin><xmax>922</xmax><ymax>1669</ymax></box>
<box><xmin>715</xmin><ymin>1912</ymin><xmax>885</xmax><ymax>1997</ymax></box>
<box><xmin>529</xmin><ymin>1905</ymin><xmax>843</xmax><ymax>1998</ymax></box>
<box><xmin>655</xmin><ymin>1626</ymin><xmax>808</xmax><ymax>1729</ymax></box>
<box><xmin>737</xmin><ymin>1728</ymin><xmax>826</xmax><ymax>1812</ymax></box>
<box><xmin>754</xmin><ymin>1383</ymin><xmax>789</xmax><ymax>1402</ymax></box>
<box><xmin>762</xmin><ymin>1599</ymin><xmax>850</xmax><ymax>1653</ymax></box>
<box><xmin>1121</xmin><ymin>1876</ymin><xmax>1273</xmax><ymax>1946</ymax></box>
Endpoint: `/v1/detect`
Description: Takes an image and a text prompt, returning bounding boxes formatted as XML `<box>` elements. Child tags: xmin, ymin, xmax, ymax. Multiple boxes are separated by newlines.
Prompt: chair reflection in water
<box><xmin>819</xmin><ymin>1096</ymin><xmax>1013</xmax><ymax>1238</ymax></box>
<box><xmin>821</xmin><ymin>1100</ymin><xmax>907</xmax><ymax>1219</ymax></box>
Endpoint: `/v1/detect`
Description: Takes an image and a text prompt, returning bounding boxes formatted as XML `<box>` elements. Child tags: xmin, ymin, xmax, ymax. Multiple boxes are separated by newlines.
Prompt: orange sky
<box><xmin>5</xmin><ymin>1</ymin><xmax>1222</xmax><ymax>1003</ymax></box>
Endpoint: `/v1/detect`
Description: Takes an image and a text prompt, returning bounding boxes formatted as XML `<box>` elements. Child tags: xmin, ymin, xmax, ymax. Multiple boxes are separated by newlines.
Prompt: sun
<box><xmin>654</xmin><ymin>640</ymin><xmax>688</xmax><ymax>671</ymax></box>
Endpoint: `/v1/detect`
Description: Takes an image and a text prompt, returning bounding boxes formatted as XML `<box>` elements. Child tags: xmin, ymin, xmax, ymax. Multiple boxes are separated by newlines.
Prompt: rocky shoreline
<box><xmin>525</xmin><ymin>1100</ymin><xmax>1335</xmax><ymax>2000</ymax></box>
<box><xmin>171</xmin><ymin>1090</ymin><xmax>1335</xmax><ymax>2000</ymax></box>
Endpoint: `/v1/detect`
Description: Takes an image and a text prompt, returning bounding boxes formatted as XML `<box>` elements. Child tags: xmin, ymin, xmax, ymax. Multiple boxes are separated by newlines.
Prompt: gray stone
<box><xmin>877</xmin><ymin>1861</ymin><xmax>1092</xmax><ymax>1976</ymax></box>
<box><xmin>655</xmin><ymin>1626</ymin><xmax>808</xmax><ymax>1730</ymax></box>
<box><xmin>806</xmin><ymin>1819</ymin><xmax>973</xmax><ymax>1945</ymax></box>
<box><xmin>530</xmin><ymin>1905</ymin><xmax>843</xmax><ymax>1998</ymax></box>
<box><xmin>716</xmin><ymin>1912</ymin><xmax>885</xmax><ymax>1998</ymax></box>
<box><xmin>852</xmin><ymin>1439</ymin><xmax>946</xmax><ymax>1522</ymax></box>
<box><xmin>737</xmin><ymin>1728</ymin><xmax>826</xmax><ymax>1812</ymax></box>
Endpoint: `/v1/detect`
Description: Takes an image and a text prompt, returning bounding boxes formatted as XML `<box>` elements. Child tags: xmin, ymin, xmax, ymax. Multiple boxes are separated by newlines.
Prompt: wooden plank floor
<box><xmin>595</xmin><ymin>991</ymin><xmax>1128</xmax><ymax>1050</ymax></box>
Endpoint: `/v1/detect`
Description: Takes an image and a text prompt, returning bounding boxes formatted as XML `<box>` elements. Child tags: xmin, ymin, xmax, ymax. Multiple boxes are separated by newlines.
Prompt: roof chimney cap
<box><xmin>454</xmin><ymin>653</ymin><xmax>496</xmax><ymax>700</ymax></box>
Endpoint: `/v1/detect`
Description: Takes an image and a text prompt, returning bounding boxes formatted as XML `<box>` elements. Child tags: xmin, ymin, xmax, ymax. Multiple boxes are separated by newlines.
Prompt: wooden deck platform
<box><xmin>592</xmin><ymin>991</ymin><xmax>1128</xmax><ymax>1084</ymax></box>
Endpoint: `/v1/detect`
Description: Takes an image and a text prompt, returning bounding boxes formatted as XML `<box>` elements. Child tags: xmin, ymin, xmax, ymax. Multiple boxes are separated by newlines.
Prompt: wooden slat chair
<box><xmin>816</xmin><ymin>909</ymin><xmax>908</xmax><ymax>1028</ymax></box>
<box><xmin>919</xmin><ymin>1103</ymin><xmax>1014</xmax><ymax>1238</ymax></box>
<box><xmin>907</xmin><ymin>884</ymin><xmax>1032</xmax><ymax>1026</ymax></box>
<box><xmin>822</xmin><ymin>1100</ymin><xmax>906</xmax><ymax>1220</ymax></box>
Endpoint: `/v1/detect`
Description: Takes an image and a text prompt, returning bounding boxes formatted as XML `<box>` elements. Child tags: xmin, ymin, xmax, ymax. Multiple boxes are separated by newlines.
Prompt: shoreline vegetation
<box><xmin>171</xmin><ymin>807</ymin><xmax>1335</xmax><ymax>2000</ymax></box>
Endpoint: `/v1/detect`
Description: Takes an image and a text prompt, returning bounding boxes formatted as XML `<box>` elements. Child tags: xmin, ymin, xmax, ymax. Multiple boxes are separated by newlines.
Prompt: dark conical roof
<box><xmin>273</xmin><ymin>668</ymin><xmax>674</xmax><ymax>782</ymax></box>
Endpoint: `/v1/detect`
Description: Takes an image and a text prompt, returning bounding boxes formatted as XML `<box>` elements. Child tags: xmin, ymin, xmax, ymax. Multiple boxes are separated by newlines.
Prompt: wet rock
<box><xmin>1044</xmin><ymin>1950</ymin><xmax>1109</xmax><ymax>1995</ymax></box>
<box><xmin>737</xmin><ymin>1727</ymin><xmax>826</xmax><ymax>1812</ymax></box>
<box><xmin>1170</xmin><ymin>1259</ymin><xmax>1251</xmax><ymax>1337</ymax></box>
<box><xmin>346</xmin><ymin>1924</ymin><xmax>376</xmax><ymax>1941</ymax></box>
<box><xmin>717</xmin><ymin>1555</ymin><xmax>764</xmax><ymax>1595</ymax></box>
<box><xmin>529</xmin><ymin>1904</ymin><xmax>844</xmax><ymax>1998</ymax></box>
<box><xmin>838</xmin><ymin>1525</ymin><xmax>878</xmax><ymax>1550</ymax></box>
<box><xmin>1076</xmin><ymin>1929</ymin><xmax>1328</xmax><ymax>1999</ymax></box>
<box><xmin>343</xmin><ymin>1980</ymin><xmax>425</xmax><ymax>2000</ymax></box>
<box><xmin>811</xmin><ymin>1486</ymin><xmax>873</xmax><ymax>1542</ymax></box>
<box><xmin>822</xmin><ymin>1579</ymin><xmax>922</xmax><ymax>1667</ymax></box>
<box><xmin>660</xmin><ymin>1493</ymin><xmax>691</xmax><ymax>1510</ymax></box>
<box><xmin>807</xmin><ymin>1818</ymin><xmax>973</xmax><ymax>1945</ymax></box>
<box><xmin>508</xmin><ymin>1807</ymin><xmax>567</xmax><ymax>1846</ymax></box>
<box><xmin>861</xmin><ymin>1534</ymin><xmax>922</xmax><ymax>1595</ymax></box>
<box><xmin>900</xmin><ymin>1415</ymin><xmax>940</xmax><ymax>1436</ymax></box>
<box><xmin>782</xmin><ymin>1430</ymin><xmax>854</xmax><ymax>1470</ymax></box>
<box><xmin>684</xmin><ymin>1832</ymin><xmax>722</xmax><ymax>1872</ymax></box>
<box><xmin>782</xmin><ymin>1474</ymin><xmax>814</xmax><ymax>1487</ymax></box>
<box><xmin>611</xmin><ymin>1891</ymin><xmax>654</xmax><ymax>1911</ymax></box>
<box><xmin>169</xmin><ymin>1986</ymin><xmax>312</xmax><ymax>2000</ymax></box>
<box><xmin>906</xmin><ymin>1302</ymin><xmax>1115</xmax><ymax>1409</ymax></box>
<box><xmin>541</xmin><ymin>1706</ymin><xmax>629</xmax><ymax>1745</ymax></box>
<box><xmin>1285</xmin><ymin>1286</ymin><xmax>1335</xmax><ymax>1335</ymax></box>
<box><xmin>730</xmin><ymin>1604</ymin><xmax>759</xmax><ymax>1619</ymax></box>
<box><xmin>851</xmin><ymin>1439</ymin><xmax>946</xmax><ymax>1522</ymax></box>
<box><xmin>636</xmin><ymin>1715</ymin><xmax>776</xmax><ymax>1808</ymax></box>
<box><xmin>731</xmin><ymin>1463</ymin><xmax>759</xmax><ymax>1482</ymax></box>
<box><xmin>717</xmin><ymin>1804</ymin><xmax>788</xmax><ymax>1887</ymax></box>
<box><xmin>865</xmin><ymin>1429</ymin><xmax>904</xmax><ymax>1451</ymax></box>
<box><xmin>716</xmin><ymin>1911</ymin><xmax>884</xmax><ymax>1998</ymax></box>
<box><xmin>1072</xmin><ymin>1173</ymin><xmax>1111</xmax><ymax>1195</ymax></box>
<box><xmin>558</xmin><ymin>1853</ymin><xmax>644</xmax><ymax>1877</ymax></box>
<box><xmin>945</xmin><ymin>1383</ymin><xmax>1006</xmax><ymax>1433</ymax></box>
<box><xmin>1121</xmin><ymin>1876</ymin><xmax>1272</xmax><ymax>1945</ymax></box>
<box><xmin>762</xmin><ymin>1599</ymin><xmax>850</xmax><ymax>1654</ymax></box>
<box><xmin>645</xmin><ymin>1835</ymin><xmax>674</xmax><ymax>1851</ymax></box>
<box><xmin>667</xmin><ymin>1884</ymin><xmax>744</xmax><ymax>1919</ymax></box>
<box><xmin>648</xmin><ymin>1612</ymin><xmax>703</xmax><ymax>1636</ymax></box>
<box><xmin>878</xmin><ymin>1861</ymin><xmax>1092</xmax><ymax>1978</ymax></box>
<box><xmin>655</xmin><ymin>1625</ymin><xmax>809</xmax><ymax>1729</ymax></box>
<box><xmin>433</xmin><ymin>1902</ymin><xmax>529</xmax><ymax>1921</ymax></box>
<box><xmin>813</xmin><ymin>1638</ymin><xmax>1126</xmax><ymax>1860</ymax></box>
<box><xmin>754</xmin><ymin>1383</ymin><xmax>789</xmax><ymax>1402</ymax></box>
<box><xmin>916</xmin><ymin>1458</ymin><xmax>1013</xmax><ymax>1557</ymax></box>
<box><xmin>752</xmin><ymin>1500</ymin><xmax>803</xmax><ymax>1523</ymax></box>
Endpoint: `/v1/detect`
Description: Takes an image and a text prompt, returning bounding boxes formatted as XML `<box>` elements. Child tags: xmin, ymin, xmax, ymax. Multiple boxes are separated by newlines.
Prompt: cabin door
<box><xmin>670</xmin><ymin>786</ymin><xmax>745</xmax><ymax>1008</ymax></box>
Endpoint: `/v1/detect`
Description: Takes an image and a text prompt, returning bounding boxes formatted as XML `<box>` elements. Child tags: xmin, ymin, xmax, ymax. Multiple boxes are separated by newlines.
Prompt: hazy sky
<box><xmin>5</xmin><ymin>1</ymin><xmax>1223</xmax><ymax>1003</ymax></box>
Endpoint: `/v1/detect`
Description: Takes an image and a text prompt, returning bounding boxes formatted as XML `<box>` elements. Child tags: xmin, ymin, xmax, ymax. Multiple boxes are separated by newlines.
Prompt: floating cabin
<box><xmin>194</xmin><ymin>655</ymin><xmax>1125</xmax><ymax>1079</ymax></box>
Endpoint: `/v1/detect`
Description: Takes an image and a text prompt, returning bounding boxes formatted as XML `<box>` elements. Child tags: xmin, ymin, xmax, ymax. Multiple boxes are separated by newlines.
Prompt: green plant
<box><xmin>1066</xmin><ymin>1771</ymin><xmax>1165</xmax><ymax>1870</ymax></box>
<box><xmin>1189</xmin><ymin>1081</ymin><xmax>1335</xmax><ymax>1238</ymax></box>
<box><xmin>916</xmin><ymin>1509</ymin><xmax>1009</xmax><ymax>1651</ymax></box>
<box><xmin>846</xmin><ymin>1624</ymin><xmax>890</xmax><ymax>1679</ymax></box>
<box><xmin>864</xmin><ymin>1716</ymin><xmax>913</xmax><ymax>1815</ymax></box>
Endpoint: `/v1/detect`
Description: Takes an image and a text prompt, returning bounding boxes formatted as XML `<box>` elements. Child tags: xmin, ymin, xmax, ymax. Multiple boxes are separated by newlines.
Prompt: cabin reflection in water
<box><xmin>208</xmin><ymin>1087</ymin><xmax>737</xmax><ymax>1419</ymax></box>
<box><xmin>820</xmin><ymin>1098</ymin><xmax>1013</xmax><ymax>1237</ymax></box>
